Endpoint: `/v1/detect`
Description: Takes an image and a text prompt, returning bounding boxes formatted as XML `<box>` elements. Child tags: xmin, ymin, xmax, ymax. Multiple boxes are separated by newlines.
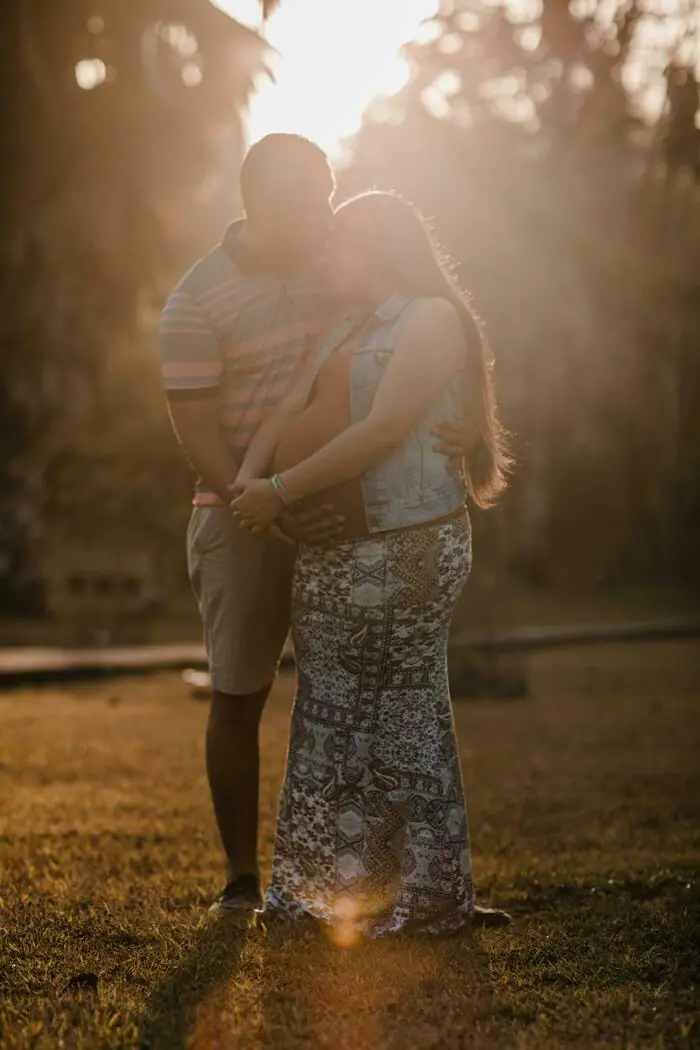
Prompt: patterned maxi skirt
<box><xmin>264</xmin><ymin>511</ymin><xmax>476</xmax><ymax>938</ymax></box>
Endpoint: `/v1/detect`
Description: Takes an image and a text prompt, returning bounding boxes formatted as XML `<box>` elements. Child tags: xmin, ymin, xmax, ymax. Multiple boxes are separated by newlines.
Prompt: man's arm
<box><xmin>159</xmin><ymin>286</ymin><xmax>238</xmax><ymax>501</ymax></box>
<box><xmin>167</xmin><ymin>394</ymin><xmax>239</xmax><ymax>504</ymax></box>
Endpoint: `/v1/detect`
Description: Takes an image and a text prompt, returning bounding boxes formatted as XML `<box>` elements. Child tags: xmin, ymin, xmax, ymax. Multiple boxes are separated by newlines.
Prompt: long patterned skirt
<box><xmin>264</xmin><ymin>512</ymin><xmax>476</xmax><ymax>938</ymax></box>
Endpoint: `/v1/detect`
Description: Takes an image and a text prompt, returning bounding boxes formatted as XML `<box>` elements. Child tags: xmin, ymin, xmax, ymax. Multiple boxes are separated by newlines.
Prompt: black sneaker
<box><xmin>209</xmin><ymin>874</ymin><xmax>262</xmax><ymax>917</ymax></box>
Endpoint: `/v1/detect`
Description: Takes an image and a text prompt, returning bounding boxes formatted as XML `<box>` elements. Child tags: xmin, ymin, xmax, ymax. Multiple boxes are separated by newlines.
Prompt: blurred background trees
<box><xmin>343</xmin><ymin>0</ymin><xmax>700</xmax><ymax>591</ymax></box>
<box><xmin>0</xmin><ymin>0</ymin><xmax>698</xmax><ymax>628</ymax></box>
<box><xmin>0</xmin><ymin>0</ymin><xmax>267</xmax><ymax>614</ymax></box>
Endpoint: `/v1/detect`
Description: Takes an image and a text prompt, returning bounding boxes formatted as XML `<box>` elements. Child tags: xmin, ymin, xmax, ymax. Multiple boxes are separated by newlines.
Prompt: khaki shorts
<box><xmin>187</xmin><ymin>506</ymin><xmax>295</xmax><ymax>696</ymax></box>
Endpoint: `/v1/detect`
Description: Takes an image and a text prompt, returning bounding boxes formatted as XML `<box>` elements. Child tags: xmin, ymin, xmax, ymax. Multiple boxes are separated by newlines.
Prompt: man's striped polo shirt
<box><xmin>159</xmin><ymin>221</ymin><xmax>331</xmax><ymax>504</ymax></box>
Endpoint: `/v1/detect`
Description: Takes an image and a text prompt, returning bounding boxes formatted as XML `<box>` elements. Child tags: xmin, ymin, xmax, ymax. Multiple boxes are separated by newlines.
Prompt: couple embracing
<box><xmin>160</xmin><ymin>133</ymin><xmax>511</xmax><ymax>939</ymax></box>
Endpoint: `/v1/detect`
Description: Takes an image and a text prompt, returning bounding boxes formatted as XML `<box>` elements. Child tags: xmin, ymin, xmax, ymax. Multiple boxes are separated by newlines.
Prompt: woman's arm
<box><xmin>233</xmin><ymin>349</ymin><xmax>321</xmax><ymax>484</ymax></box>
<box><xmin>279</xmin><ymin>297</ymin><xmax>465</xmax><ymax>502</ymax></box>
<box><xmin>230</xmin><ymin>298</ymin><xmax>465</xmax><ymax>529</ymax></box>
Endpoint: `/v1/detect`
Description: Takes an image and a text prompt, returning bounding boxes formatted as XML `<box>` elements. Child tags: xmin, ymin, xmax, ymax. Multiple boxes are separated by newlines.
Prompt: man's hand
<box><xmin>432</xmin><ymin>418</ymin><xmax>480</xmax><ymax>475</ymax></box>
<box><xmin>168</xmin><ymin>397</ymin><xmax>240</xmax><ymax>503</ymax></box>
<box><xmin>279</xmin><ymin>503</ymin><xmax>344</xmax><ymax>545</ymax></box>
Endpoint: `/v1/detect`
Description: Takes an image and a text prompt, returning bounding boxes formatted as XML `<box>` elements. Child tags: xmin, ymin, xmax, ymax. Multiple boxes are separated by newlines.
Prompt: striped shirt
<box><xmin>159</xmin><ymin>221</ymin><xmax>331</xmax><ymax>504</ymax></box>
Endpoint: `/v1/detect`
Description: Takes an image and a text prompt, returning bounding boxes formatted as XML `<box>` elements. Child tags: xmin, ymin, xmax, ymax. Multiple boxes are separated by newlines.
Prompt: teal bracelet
<box><xmin>267</xmin><ymin>477</ymin><xmax>285</xmax><ymax>507</ymax></box>
<box><xmin>269</xmin><ymin>473</ymin><xmax>291</xmax><ymax>508</ymax></box>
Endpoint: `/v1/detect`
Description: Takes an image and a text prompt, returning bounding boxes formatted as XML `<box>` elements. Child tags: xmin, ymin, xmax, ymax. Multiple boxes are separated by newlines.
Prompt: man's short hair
<box><xmin>240</xmin><ymin>134</ymin><xmax>335</xmax><ymax>210</ymax></box>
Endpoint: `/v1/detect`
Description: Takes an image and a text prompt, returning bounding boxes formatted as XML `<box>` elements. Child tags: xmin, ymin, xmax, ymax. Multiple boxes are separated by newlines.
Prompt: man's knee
<box><xmin>209</xmin><ymin>685</ymin><xmax>271</xmax><ymax>731</ymax></box>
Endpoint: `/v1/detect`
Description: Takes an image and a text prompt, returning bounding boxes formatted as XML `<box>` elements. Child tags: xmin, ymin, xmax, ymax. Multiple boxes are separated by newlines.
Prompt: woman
<box><xmin>231</xmin><ymin>191</ymin><xmax>511</xmax><ymax>937</ymax></box>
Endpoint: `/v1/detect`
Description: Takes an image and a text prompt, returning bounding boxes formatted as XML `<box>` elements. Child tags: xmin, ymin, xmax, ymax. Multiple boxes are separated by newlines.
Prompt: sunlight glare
<box><xmin>217</xmin><ymin>0</ymin><xmax>438</xmax><ymax>155</ymax></box>
<box><xmin>329</xmin><ymin>895</ymin><xmax>364</xmax><ymax>949</ymax></box>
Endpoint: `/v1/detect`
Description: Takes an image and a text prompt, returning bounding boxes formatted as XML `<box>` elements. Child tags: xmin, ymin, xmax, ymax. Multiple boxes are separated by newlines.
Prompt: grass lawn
<box><xmin>0</xmin><ymin>641</ymin><xmax>698</xmax><ymax>1049</ymax></box>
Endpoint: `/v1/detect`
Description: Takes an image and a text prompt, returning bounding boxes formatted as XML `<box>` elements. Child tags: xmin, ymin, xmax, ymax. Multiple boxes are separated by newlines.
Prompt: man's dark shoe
<box><xmin>472</xmin><ymin>904</ymin><xmax>512</xmax><ymax>927</ymax></box>
<box><xmin>209</xmin><ymin>874</ymin><xmax>262</xmax><ymax>918</ymax></box>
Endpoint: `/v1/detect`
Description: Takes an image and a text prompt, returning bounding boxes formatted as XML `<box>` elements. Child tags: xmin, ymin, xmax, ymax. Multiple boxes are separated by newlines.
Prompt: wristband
<box><xmin>269</xmin><ymin>473</ymin><xmax>292</xmax><ymax>508</ymax></box>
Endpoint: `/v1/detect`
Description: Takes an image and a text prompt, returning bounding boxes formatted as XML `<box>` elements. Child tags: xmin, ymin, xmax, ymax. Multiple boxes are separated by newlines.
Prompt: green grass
<box><xmin>1</xmin><ymin>641</ymin><xmax>699</xmax><ymax>1049</ymax></box>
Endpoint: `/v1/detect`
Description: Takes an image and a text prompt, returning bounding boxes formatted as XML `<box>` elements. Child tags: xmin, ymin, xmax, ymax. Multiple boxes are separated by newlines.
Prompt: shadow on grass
<box><xmin>138</xmin><ymin>912</ymin><xmax>499</xmax><ymax>1050</ymax></box>
<box><xmin>139</xmin><ymin>917</ymin><xmax>251</xmax><ymax>1050</ymax></box>
<box><xmin>255</xmin><ymin>921</ymin><xmax>496</xmax><ymax>1050</ymax></box>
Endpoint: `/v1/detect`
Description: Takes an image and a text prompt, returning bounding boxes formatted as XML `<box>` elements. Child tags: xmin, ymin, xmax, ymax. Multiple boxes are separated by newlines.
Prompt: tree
<box><xmin>343</xmin><ymin>0</ymin><xmax>700</xmax><ymax>588</ymax></box>
<box><xmin>0</xmin><ymin>0</ymin><xmax>270</xmax><ymax>613</ymax></box>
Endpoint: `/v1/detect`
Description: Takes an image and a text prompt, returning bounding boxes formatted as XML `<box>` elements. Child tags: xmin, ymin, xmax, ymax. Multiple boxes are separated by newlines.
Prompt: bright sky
<box><xmin>217</xmin><ymin>0</ymin><xmax>438</xmax><ymax>156</ymax></box>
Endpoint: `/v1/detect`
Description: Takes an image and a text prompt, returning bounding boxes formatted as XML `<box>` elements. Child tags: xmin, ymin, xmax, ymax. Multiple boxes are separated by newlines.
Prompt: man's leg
<box><xmin>206</xmin><ymin>683</ymin><xmax>270</xmax><ymax>882</ymax></box>
<box><xmin>187</xmin><ymin>506</ymin><xmax>295</xmax><ymax>909</ymax></box>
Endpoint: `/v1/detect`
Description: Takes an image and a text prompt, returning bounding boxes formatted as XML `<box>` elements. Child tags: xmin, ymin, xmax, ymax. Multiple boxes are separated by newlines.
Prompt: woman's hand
<box><xmin>230</xmin><ymin>479</ymin><xmax>283</xmax><ymax>533</ymax></box>
<box><xmin>226</xmin><ymin>470</ymin><xmax>257</xmax><ymax>504</ymax></box>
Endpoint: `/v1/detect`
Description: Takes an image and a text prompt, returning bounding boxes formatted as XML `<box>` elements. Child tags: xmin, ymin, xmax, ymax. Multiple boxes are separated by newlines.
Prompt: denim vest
<box><xmin>313</xmin><ymin>293</ymin><xmax>466</xmax><ymax>534</ymax></box>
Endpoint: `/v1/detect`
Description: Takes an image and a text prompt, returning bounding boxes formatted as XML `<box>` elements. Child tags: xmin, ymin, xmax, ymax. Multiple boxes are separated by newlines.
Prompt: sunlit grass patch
<box><xmin>1</xmin><ymin>642</ymin><xmax>699</xmax><ymax>1048</ymax></box>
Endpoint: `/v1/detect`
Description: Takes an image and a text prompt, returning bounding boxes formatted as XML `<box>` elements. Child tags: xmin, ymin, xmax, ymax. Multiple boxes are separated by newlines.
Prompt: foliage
<box><xmin>1</xmin><ymin>0</ymin><xmax>698</xmax><ymax>615</ymax></box>
<box><xmin>342</xmin><ymin>0</ymin><xmax>700</xmax><ymax>587</ymax></box>
<box><xmin>0</xmin><ymin>0</ymin><xmax>268</xmax><ymax>612</ymax></box>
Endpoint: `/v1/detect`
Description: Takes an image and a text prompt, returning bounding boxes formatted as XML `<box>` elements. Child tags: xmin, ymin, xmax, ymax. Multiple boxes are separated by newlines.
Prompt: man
<box><xmin>159</xmin><ymin>134</ymin><xmax>473</xmax><ymax>916</ymax></box>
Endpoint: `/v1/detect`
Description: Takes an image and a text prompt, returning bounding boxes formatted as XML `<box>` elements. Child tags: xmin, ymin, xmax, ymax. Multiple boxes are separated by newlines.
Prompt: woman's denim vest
<box><xmin>313</xmin><ymin>293</ymin><xmax>466</xmax><ymax>534</ymax></box>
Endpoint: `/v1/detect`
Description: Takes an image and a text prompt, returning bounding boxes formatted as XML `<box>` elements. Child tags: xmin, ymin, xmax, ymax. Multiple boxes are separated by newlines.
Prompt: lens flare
<box><xmin>328</xmin><ymin>895</ymin><xmax>364</xmax><ymax>949</ymax></box>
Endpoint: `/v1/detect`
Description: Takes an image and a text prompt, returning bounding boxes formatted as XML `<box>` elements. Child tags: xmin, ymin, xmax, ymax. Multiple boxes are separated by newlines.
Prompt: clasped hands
<box><xmin>230</xmin><ymin>418</ymin><xmax>471</xmax><ymax>543</ymax></box>
<box><xmin>229</xmin><ymin>478</ymin><xmax>281</xmax><ymax>532</ymax></box>
<box><xmin>229</xmin><ymin>479</ymin><xmax>343</xmax><ymax>544</ymax></box>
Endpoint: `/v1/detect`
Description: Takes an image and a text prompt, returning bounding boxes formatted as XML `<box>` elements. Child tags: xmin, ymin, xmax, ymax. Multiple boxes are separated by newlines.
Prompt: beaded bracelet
<box><xmin>268</xmin><ymin>473</ymin><xmax>292</xmax><ymax>508</ymax></box>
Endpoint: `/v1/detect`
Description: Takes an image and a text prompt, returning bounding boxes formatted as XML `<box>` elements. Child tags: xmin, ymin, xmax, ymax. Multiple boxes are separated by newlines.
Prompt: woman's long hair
<box><xmin>333</xmin><ymin>191</ymin><xmax>511</xmax><ymax>509</ymax></box>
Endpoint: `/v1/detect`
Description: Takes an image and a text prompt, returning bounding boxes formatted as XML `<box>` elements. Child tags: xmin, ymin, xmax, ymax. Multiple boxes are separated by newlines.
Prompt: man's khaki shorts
<box><xmin>187</xmin><ymin>506</ymin><xmax>295</xmax><ymax>696</ymax></box>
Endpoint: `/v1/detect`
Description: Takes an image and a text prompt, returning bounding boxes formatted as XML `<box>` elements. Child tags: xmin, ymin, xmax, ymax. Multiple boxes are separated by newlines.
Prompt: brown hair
<box><xmin>334</xmin><ymin>191</ymin><xmax>511</xmax><ymax>508</ymax></box>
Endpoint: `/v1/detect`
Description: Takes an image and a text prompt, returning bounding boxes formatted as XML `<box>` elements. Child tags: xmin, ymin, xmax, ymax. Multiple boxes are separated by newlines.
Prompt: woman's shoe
<box><xmin>472</xmin><ymin>905</ymin><xmax>512</xmax><ymax>927</ymax></box>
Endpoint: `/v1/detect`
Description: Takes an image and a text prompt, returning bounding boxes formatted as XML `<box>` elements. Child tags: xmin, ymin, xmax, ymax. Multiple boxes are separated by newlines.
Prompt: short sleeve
<box><xmin>158</xmin><ymin>289</ymin><xmax>223</xmax><ymax>393</ymax></box>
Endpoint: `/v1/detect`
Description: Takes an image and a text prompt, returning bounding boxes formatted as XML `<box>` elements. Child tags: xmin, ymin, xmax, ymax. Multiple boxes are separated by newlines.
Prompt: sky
<box><xmin>216</xmin><ymin>0</ymin><xmax>438</xmax><ymax>156</ymax></box>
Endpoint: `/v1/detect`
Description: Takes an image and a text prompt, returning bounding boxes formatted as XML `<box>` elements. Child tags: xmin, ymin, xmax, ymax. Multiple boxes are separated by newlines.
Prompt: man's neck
<box><xmin>238</xmin><ymin>222</ymin><xmax>295</xmax><ymax>272</ymax></box>
<box><xmin>238</xmin><ymin>222</ymin><xmax>268</xmax><ymax>262</ymax></box>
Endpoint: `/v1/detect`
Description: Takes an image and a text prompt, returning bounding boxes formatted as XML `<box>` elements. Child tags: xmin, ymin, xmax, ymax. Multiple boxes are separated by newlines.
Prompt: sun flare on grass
<box><xmin>218</xmin><ymin>0</ymin><xmax>438</xmax><ymax>156</ymax></box>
